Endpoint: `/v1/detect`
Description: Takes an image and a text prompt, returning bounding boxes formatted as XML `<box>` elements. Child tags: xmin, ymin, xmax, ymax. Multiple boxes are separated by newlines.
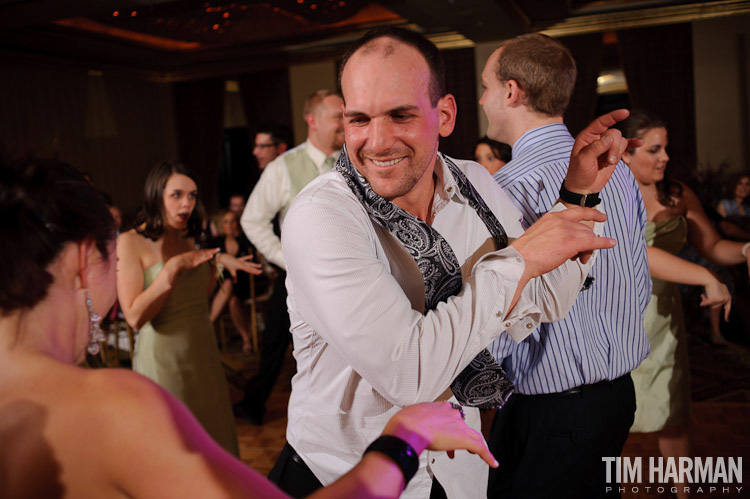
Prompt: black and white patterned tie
<box><xmin>335</xmin><ymin>146</ymin><xmax>514</xmax><ymax>410</ymax></box>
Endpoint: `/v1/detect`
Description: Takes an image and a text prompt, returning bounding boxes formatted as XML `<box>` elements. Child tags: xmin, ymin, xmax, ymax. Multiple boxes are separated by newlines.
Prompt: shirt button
<box><xmin>447</xmin><ymin>187</ymin><xmax>453</xmax><ymax>192</ymax></box>
<box><xmin>496</xmin><ymin>311</ymin><xmax>502</xmax><ymax>317</ymax></box>
<box><xmin>515</xmin><ymin>256</ymin><xmax>521</xmax><ymax>263</ymax></box>
<box><xmin>525</xmin><ymin>323</ymin><xmax>533</xmax><ymax>329</ymax></box>
<box><xmin>504</xmin><ymin>322</ymin><xmax>511</xmax><ymax>328</ymax></box>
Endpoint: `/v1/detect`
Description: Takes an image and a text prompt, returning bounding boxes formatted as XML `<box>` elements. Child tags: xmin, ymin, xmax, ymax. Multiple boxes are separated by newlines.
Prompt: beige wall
<box><xmin>288</xmin><ymin>61</ymin><xmax>338</xmax><ymax>146</ymax></box>
<box><xmin>693</xmin><ymin>14</ymin><xmax>750</xmax><ymax>174</ymax></box>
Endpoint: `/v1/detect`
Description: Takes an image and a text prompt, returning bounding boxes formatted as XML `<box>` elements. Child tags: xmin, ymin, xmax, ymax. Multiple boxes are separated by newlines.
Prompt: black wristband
<box><xmin>364</xmin><ymin>435</ymin><xmax>419</xmax><ymax>485</ymax></box>
<box><xmin>559</xmin><ymin>182</ymin><xmax>601</xmax><ymax>207</ymax></box>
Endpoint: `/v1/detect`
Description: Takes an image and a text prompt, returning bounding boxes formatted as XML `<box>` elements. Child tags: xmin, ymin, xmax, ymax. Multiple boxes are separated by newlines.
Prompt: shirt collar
<box><xmin>434</xmin><ymin>153</ymin><xmax>467</xmax><ymax>203</ymax></box>
<box><xmin>305</xmin><ymin>140</ymin><xmax>340</xmax><ymax>170</ymax></box>
<box><xmin>512</xmin><ymin>123</ymin><xmax>571</xmax><ymax>158</ymax></box>
<box><xmin>494</xmin><ymin>123</ymin><xmax>573</xmax><ymax>182</ymax></box>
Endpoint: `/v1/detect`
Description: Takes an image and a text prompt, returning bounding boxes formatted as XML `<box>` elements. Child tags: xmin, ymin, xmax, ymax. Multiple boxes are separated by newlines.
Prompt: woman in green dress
<box><xmin>117</xmin><ymin>161</ymin><xmax>262</xmax><ymax>455</ymax></box>
<box><xmin>620</xmin><ymin>110</ymin><xmax>749</xmax><ymax>498</ymax></box>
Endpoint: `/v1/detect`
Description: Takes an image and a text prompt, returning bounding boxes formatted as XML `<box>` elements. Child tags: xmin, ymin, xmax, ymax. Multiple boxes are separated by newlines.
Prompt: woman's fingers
<box><xmin>239</xmin><ymin>262</ymin><xmax>263</xmax><ymax>275</ymax></box>
<box><xmin>184</xmin><ymin>248</ymin><xmax>219</xmax><ymax>270</ymax></box>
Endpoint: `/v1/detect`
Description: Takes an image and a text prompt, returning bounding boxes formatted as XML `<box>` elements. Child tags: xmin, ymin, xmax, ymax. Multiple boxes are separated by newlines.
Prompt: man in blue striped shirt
<box><xmin>479</xmin><ymin>33</ymin><xmax>652</xmax><ymax>498</ymax></box>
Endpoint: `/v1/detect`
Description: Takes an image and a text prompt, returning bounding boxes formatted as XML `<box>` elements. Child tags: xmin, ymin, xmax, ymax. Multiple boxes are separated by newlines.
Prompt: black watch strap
<box><xmin>559</xmin><ymin>182</ymin><xmax>601</xmax><ymax>207</ymax></box>
<box><xmin>364</xmin><ymin>435</ymin><xmax>419</xmax><ymax>484</ymax></box>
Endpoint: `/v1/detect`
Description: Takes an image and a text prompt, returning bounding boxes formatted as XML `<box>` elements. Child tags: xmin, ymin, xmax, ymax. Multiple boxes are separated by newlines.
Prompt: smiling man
<box><xmin>273</xmin><ymin>27</ymin><xmax>632</xmax><ymax>498</ymax></box>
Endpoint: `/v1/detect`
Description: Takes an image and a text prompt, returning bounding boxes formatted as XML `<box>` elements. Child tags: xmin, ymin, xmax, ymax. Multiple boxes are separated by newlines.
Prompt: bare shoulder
<box><xmin>117</xmin><ymin>228</ymin><xmax>149</xmax><ymax>251</ymax></box>
<box><xmin>117</xmin><ymin>228</ymin><xmax>160</xmax><ymax>270</ymax></box>
<box><xmin>83</xmin><ymin>368</ymin><xmax>173</xmax><ymax>423</ymax></box>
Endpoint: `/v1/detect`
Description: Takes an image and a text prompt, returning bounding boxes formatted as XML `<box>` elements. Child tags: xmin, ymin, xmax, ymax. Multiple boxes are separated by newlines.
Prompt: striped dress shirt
<box><xmin>489</xmin><ymin>123</ymin><xmax>651</xmax><ymax>394</ymax></box>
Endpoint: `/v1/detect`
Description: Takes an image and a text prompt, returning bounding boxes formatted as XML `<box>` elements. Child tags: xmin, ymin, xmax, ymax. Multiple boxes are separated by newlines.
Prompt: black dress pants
<box><xmin>269</xmin><ymin>443</ymin><xmax>323</xmax><ymax>498</ymax></box>
<box><xmin>487</xmin><ymin>374</ymin><xmax>636</xmax><ymax>499</ymax></box>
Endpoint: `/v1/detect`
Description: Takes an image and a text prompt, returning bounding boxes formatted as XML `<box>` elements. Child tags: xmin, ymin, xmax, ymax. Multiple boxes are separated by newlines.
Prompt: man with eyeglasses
<box><xmin>253</xmin><ymin>121</ymin><xmax>293</xmax><ymax>170</ymax></box>
<box><xmin>238</xmin><ymin>90</ymin><xmax>345</xmax><ymax>425</ymax></box>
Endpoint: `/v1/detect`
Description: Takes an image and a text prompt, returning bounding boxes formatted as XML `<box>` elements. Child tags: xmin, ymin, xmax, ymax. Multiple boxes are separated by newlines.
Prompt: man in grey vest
<box><xmin>237</xmin><ymin>89</ymin><xmax>344</xmax><ymax>424</ymax></box>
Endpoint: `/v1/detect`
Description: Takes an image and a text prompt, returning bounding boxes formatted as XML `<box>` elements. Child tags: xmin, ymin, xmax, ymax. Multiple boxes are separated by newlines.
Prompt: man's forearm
<box><xmin>243</xmin><ymin>220</ymin><xmax>285</xmax><ymax>269</ymax></box>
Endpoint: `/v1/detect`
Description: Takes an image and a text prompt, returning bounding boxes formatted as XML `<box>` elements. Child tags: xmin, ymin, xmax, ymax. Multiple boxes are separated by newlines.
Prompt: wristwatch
<box><xmin>364</xmin><ymin>435</ymin><xmax>419</xmax><ymax>484</ymax></box>
<box><xmin>559</xmin><ymin>182</ymin><xmax>601</xmax><ymax>207</ymax></box>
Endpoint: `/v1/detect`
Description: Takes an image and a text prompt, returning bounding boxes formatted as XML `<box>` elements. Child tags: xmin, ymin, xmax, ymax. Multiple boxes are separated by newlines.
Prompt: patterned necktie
<box><xmin>335</xmin><ymin>146</ymin><xmax>514</xmax><ymax>410</ymax></box>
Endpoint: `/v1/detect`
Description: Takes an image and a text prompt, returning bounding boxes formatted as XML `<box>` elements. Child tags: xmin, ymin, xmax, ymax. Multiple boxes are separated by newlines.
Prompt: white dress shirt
<box><xmin>240</xmin><ymin>140</ymin><xmax>334</xmax><ymax>269</ymax></box>
<box><xmin>281</xmin><ymin>154</ymin><xmax>598</xmax><ymax>498</ymax></box>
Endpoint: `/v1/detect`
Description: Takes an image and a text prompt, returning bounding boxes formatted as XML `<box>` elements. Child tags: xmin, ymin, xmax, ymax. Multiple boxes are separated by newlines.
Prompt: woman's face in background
<box><xmin>623</xmin><ymin>126</ymin><xmax>669</xmax><ymax>186</ymax></box>
<box><xmin>474</xmin><ymin>143</ymin><xmax>506</xmax><ymax>175</ymax></box>
<box><xmin>162</xmin><ymin>174</ymin><xmax>197</xmax><ymax>230</ymax></box>
<box><xmin>734</xmin><ymin>176</ymin><xmax>750</xmax><ymax>200</ymax></box>
<box><xmin>221</xmin><ymin>211</ymin><xmax>241</xmax><ymax>238</ymax></box>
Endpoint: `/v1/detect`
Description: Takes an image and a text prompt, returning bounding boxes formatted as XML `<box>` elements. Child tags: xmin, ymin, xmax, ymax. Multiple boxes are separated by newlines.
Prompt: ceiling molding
<box><xmin>537</xmin><ymin>0</ymin><xmax>750</xmax><ymax>37</ymax></box>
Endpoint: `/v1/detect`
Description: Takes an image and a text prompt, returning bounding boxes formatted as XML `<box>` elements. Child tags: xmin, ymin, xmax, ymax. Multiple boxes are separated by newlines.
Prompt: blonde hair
<box><xmin>303</xmin><ymin>89</ymin><xmax>341</xmax><ymax>118</ymax></box>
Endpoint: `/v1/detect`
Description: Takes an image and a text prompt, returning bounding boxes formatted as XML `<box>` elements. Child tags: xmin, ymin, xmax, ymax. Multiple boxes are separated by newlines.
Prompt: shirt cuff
<box><xmin>473</xmin><ymin>246</ymin><xmax>541</xmax><ymax>344</ymax></box>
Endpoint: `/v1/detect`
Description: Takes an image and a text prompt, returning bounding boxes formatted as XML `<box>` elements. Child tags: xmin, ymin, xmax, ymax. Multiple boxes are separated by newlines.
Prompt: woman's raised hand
<box><xmin>217</xmin><ymin>253</ymin><xmax>263</xmax><ymax>280</ymax></box>
<box><xmin>166</xmin><ymin>248</ymin><xmax>220</xmax><ymax>277</ymax></box>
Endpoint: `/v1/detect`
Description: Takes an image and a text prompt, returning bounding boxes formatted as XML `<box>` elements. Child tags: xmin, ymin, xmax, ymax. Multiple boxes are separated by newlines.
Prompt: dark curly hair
<box><xmin>133</xmin><ymin>161</ymin><xmax>205</xmax><ymax>241</ymax></box>
<box><xmin>616</xmin><ymin>109</ymin><xmax>682</xmax><ymax>207</ymax></box>
<box><xmin>0</xmin><ymin>159</ymin><xmax>114</xmax><ymax>312</ymax></box>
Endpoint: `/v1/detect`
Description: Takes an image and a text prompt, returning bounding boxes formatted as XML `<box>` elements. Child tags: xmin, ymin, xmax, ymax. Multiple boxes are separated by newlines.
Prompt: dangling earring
<box><xmin>85</xmin><ymin>289</ymin><xmax>105</xmax><ymax>355</ymax></box>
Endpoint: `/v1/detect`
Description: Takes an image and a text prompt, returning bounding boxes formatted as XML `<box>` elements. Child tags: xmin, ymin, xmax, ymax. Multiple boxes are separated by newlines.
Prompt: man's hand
<box><xmin>510</xmin><ymin>207</ymin><xmax>614</xmax><ymax>278</ymax></box>
<box><xmin>565</xmin><ymin>109</ymin><xmax>642</xmax><ymax>194</ymax></box>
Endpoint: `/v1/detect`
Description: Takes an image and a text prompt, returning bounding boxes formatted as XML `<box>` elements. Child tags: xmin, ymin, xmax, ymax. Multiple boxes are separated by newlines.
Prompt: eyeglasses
<box><xmin>254</xmin><ymin>142</ymin><xmax>277</xmax><ymax>149</ymax></box>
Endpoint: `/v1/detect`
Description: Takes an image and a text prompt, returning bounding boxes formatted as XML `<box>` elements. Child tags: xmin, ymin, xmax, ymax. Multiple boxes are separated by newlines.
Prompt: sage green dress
<box><xmin>630</xmin><ymin>216</ymin><xmax>691</xmax><ymax>432</ymax></box>
<box><xmin>133</xmin><ymin>262</ymin><xmax>239</xmax><ymax>455</ymax></box>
